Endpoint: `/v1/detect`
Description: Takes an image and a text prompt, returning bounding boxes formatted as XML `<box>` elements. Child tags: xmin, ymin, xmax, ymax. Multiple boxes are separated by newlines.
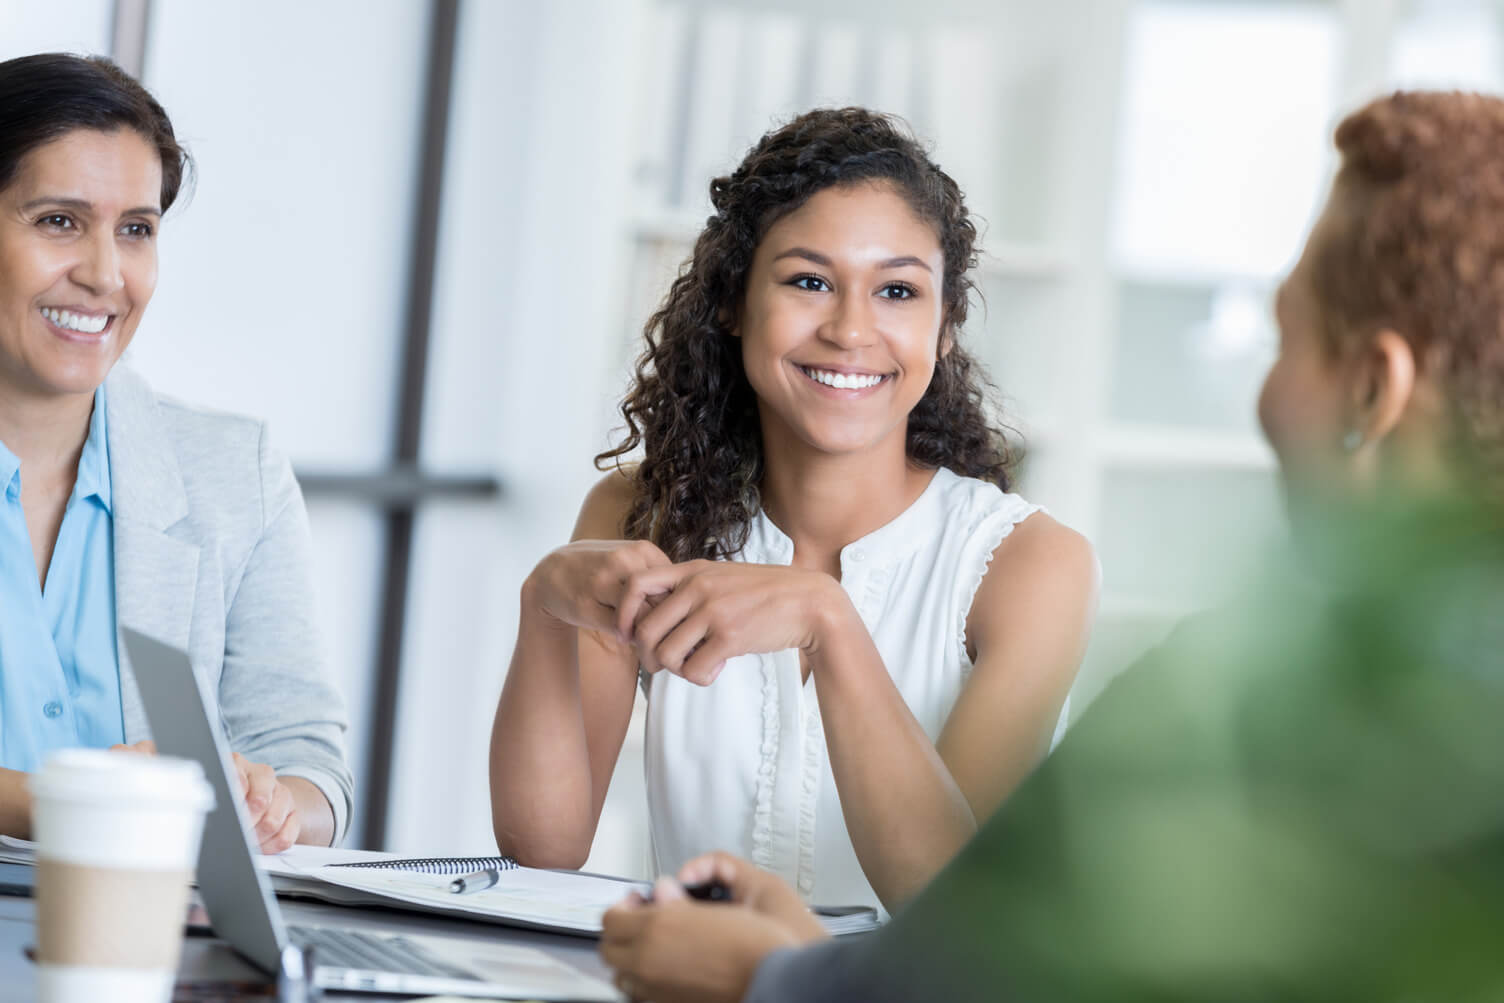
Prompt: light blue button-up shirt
<box><xmin>0</xmin><ymin>387</ymin><xmax>123</xmax><ymax>772</ymax></box>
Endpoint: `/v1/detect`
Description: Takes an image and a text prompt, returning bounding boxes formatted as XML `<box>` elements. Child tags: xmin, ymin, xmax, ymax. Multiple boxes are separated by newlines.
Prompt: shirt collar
<box><xmin>72</xmin><ymin>385</ymin><xmax>112</xmax><ymax>514</ymax></box>
<box><xmin>0</xmin><ymin>430</ymin><xmax>17</xmax><ymax>503</ymax></box>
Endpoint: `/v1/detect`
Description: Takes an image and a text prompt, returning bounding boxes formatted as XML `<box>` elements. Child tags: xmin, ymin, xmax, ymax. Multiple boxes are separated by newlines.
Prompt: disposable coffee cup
<box><xmin>29</xmin><ymin>748</ymin><xmax>215</xmax><ymax>1003</ymax></box>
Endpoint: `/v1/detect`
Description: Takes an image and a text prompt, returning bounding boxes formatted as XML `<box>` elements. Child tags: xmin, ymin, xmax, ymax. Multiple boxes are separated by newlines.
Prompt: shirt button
<box><xmin>850</xmin><ymin>548</ymin><xmax>866</xmax><ymax>562</ymax></box>
<box><xmin>43</xmin><ymin>701</ymin><xmax>63</xmax><ymax>719</ymax></box>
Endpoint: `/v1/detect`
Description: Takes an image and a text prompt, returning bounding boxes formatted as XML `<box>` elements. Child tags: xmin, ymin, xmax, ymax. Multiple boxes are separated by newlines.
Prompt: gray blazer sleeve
<box><xmin>215</xmin><ymin>427</ymin><xmax>354</xmax><ymax>844</ymax></box>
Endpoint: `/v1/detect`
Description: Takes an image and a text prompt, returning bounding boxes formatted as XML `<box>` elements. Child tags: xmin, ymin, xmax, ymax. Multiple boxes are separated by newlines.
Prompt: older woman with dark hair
<box><xmin>598</xmin><ymin>91</ymin><xmax>1504</xmax><ymax>1002</ymax></box>
<box><xmin>0</xmin><ymin>53</ymin><xmax>352</xmax><ymax>850</ymax></box>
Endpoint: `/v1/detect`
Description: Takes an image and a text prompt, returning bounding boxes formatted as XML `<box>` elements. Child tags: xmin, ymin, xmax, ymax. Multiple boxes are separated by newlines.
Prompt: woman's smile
<box><xmin>794</xmin><ymin>363</ymin><xmax>893</xmax><ymax>394</ymax></box>
<box><xmin>39</xmin><ymin>306</ymin><xmax>116</xmax><ymax>342</ymax></box>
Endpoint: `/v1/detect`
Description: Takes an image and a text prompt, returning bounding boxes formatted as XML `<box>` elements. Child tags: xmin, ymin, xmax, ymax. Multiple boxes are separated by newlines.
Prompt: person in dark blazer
<box><xmin>0</xmin><ymin>53</ymin><xmax>352</xmax><ymax>850</ymax></box>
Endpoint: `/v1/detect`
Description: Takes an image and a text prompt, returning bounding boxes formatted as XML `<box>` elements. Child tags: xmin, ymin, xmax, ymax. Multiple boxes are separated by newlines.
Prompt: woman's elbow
<box><xmin>493</xmin><ymin>819</ymin><xmax>592</xmax><ymax>871</ymax></box>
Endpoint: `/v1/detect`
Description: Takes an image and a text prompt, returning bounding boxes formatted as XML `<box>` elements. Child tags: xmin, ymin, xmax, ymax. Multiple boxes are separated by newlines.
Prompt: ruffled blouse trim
<box><xmin>750</xmin><ymin>653</ymin><xmax>781</xmax><ymax>874</ymax></box>
<box><xmin>954</xmin><ymin>499</ymin><xmax>1043</xmax><ymax>676</ymax></box>
<box><xmin>794</xmin><ymin>704</ymin><xmax>824</xmax><ymax>899</ymax></box>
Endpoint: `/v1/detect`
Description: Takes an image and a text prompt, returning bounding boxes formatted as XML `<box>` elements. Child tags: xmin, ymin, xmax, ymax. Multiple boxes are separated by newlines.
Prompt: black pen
<box><xmin>645</xmin><ymin>879</ymin><xmax>732</xmax><ymax>903</ymax></box>
<box><xmin>449</xmin><ymin>868</ymin><xmax>501</xmax><ymax>895</ymax></box>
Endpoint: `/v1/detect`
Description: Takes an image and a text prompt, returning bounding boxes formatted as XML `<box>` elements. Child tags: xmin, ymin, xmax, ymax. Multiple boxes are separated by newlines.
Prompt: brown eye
<box><xmin>790</xmin><ymin>274</ymin><xmax>830</xmax><ymax>293</ymax></box>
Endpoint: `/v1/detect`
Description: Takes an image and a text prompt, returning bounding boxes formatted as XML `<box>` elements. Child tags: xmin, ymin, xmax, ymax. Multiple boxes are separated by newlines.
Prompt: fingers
<box><xmin>237</xmin><ymin>756</ymin><xmax>278</xmax><ymax>832</ymax></box>
<box><xmin>651</xmin><ymin>875</ymin><xmax>687</xmax><ymax>903</ymax></box>
<box><xmin>258</xmin><ymin>798</ymin><xmax>300</xmax><ymax>854</ymax></box>
<box><xmin>600</xmin><ymin>900</ymin><xmax>650</xmax><ymax>950</ymax></box>
<box><xmin>109</xmin><ymin>740</ymin><xmax>157</xmax><ymax>755</ymax></box>
<box><xmin>632</xmin><ymin>593</ymin><xmax>703</xmax><ymax>674</ymax></box>
<box><xmin>615</xmin><ymin>562</ymin><xmax>694</xmax><ymax>641</ymax></box>
<box><xmin>678</xmin><ymin>637</ymin><xmax>731</xmax><ymax>687</ymax></box>
<box><xmin>532</xmin><ymin>540</ymin><xmax>671</xmax><ymax>635</ymax></box>
<box><xmin>674</xmin><ymin>853</ymin><xmax>818</xmax><ymax>938</ymax></box>
<box><xmin>232</xmin><ymin>752</ymin><xmax>252</xmax><ymax>801</ymax></box>
<box><xmin>254</xmin><ymin>781</ymin><xmax>298</xmax><ymax>853</ymax></box>
<box><xmin>677</xmin><ymin>851</ymin><xmax>742</xmax><ymax>887</ymax></box>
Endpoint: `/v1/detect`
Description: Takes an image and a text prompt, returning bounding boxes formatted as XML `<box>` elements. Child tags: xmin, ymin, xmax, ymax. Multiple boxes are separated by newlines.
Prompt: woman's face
<box><xmin>737</xmin><ymin>182</ymin><xmax>947</xmax><ymax>461</ymax></box>
<box><xmin>1259</xmin><ymin>196</ymin><xmax>1365</xmax><ymax>538</ymax></box>
<box><xmin>0</xmin><ymin>128</ymin><xmax>162</xmax><ymax>402</ymax></box>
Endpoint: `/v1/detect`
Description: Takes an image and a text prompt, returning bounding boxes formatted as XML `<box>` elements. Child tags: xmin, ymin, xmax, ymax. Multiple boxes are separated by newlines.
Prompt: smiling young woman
<box><xmin>489</xmin><ymin>108</ymin><xmax>1099</xmax><ymax>913</ymax></box>
<box><xmin>596</xmin><ymin>91</ymin><xmax>1504</xmax><ymax>1003</ymax></box>
<box><xmin>0</xmin><ymin>53</ymin><xmax>353</xmax><ymax>851</ymax></box>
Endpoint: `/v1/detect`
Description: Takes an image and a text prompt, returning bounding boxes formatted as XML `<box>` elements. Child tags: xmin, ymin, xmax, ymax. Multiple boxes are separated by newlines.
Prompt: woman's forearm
<box><xmin>0</xmin><ymin>768</ymin><xmax>31</xmax><ymax>839</ymax></box>
<box><xmin>809</xmin><ymin>598</ymin><xmax>977</xmax><ymax>911</ymax></box>
<box><xmin>489</xmin><ymin>587</ymin><xmax>599</xmax><ymax>868</ymax></box>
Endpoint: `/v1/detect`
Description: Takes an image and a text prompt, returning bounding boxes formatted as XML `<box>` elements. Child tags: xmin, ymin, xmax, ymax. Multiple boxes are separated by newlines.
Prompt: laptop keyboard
<box><xmin>287</xmin><ymin>924</ymin><xmax>480</xmax><ymax>981</ymax></box>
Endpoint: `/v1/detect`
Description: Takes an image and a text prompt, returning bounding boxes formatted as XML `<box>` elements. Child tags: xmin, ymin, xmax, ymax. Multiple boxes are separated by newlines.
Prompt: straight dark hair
<box><xmin>0</xmin><ymin>52</ymin><xmax>190</xmax><ymax>209</ymax></box>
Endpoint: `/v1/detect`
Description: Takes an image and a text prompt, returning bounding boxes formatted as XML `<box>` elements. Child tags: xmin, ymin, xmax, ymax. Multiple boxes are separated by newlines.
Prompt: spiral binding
<box><xmin>329</xmin><ymin>856</ymin><xmax>519</xmax><ymax>876</ymax></box>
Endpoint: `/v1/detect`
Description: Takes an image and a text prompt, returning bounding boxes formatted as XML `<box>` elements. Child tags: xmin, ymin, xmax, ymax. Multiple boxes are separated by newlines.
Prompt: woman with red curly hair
<box><xmin>489</xmin><ymin>108</ymin><xmax>1099</xmax><ymax>914</ymax></box>
<box><xmin>596</xmin><ymin>92</ymin><xmax>1504</xmax><ymax>1003</ymax></box>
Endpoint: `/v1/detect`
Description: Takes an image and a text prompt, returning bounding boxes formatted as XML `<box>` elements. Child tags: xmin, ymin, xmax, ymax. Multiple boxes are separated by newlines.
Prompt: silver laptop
<box><xmin>123</xmin><ymin>627</ymin><xmax>618</xmax><ymax>1000</ymax></box>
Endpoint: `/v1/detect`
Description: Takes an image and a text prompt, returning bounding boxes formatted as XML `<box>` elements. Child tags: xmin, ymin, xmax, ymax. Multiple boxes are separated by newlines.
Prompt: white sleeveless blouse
<box><xmin>642</xmin><ymin>467</ymin><xmax>1061</xmax><ymax>912</ymax></box>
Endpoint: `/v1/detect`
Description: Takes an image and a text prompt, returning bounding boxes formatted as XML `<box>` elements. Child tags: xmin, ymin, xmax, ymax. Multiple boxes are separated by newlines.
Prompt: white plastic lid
<box><xmin>29</xmin><ymin>748</ymin><xmax>214</xmax><ymax>810</ymax></box>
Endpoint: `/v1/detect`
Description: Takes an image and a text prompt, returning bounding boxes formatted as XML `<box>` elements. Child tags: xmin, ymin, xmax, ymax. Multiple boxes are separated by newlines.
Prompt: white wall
<box><xmin>130</xmin><ymin>0</ymin><xmax>431</xmax><ymax>843</ymax></box>
<box><xmin>0</xmin><ymin>0</ymin><xmax>111</xmax><ymax>60</ymax></box>
<box><xmin>387</xmin><ymin>0</ymin><xmax>645</xmax><ymax>866</ymax></box>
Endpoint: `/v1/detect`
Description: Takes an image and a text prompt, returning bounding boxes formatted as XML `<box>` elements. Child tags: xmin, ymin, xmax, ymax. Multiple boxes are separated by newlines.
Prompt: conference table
<box><xmin>0</xmin><ymin>887</ymin><xmax>621</xmax><ymax>1001</ymax></box>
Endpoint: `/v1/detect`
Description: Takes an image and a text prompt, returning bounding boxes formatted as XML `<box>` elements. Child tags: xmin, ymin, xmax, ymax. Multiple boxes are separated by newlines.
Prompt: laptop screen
<box><xmin>122</xmin><ymin>627</ymin><xmax>289</xmax><ymax>974</ymax></box>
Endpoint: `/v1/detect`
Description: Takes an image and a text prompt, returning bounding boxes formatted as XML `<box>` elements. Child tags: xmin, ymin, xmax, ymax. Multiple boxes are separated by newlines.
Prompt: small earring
<box><xmin>1341</xmin><ymin>429</ymin><xmax>1363</xmax><ymax>453</ymax></box>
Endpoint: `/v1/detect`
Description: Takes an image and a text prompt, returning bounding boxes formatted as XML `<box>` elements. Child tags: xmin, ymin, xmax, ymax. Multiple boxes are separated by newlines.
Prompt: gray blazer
<box><xmin>107</xmin><ymin>365</ymin><xmax>354</xmax><ymax>844</ymax></box>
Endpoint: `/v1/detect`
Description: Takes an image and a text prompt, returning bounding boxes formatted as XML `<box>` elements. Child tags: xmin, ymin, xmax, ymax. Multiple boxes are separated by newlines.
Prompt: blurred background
<box><xmin>3</xmin><ymin>0</ymin><xmax>1498</xmax><ymax>875</ymax></box>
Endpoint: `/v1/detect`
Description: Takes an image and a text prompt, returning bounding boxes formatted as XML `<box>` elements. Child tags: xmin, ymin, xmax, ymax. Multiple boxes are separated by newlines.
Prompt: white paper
<box><xmin>310</xmin><ymin>864</ymin><xmax>649</xmax><ymax>934</ymax></box>
<box><xmin>0</xmin><ymin>835</ymin><xmax>36</xmax><ymax>865</ymax></box>
<box><xmin>258</xmin><ymin>844</ymin><xmax>407</xmax><ymax>877</ymax></box>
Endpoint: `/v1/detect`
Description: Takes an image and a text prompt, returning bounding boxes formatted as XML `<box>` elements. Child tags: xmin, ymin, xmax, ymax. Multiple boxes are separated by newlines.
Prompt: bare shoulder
<box><xmin>991</xmin><ymin>511</ymin><xmax>1097</xmax><ymax>580</ymax></box>
<box><xmin>573</xmin><ymin>465</ymin><xmax>640</xmax><ymax>541</ymax></box>
<box><xmin>969</xmin><ymin>511</ymin><xmax>1100</xmax><ymax>647</ymax></box>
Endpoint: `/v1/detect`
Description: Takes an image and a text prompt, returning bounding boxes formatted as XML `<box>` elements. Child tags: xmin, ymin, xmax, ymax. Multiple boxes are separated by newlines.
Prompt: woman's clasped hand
<box><xmin>530</xmin><ymin>540</ymin><xmax>851</xmax><ymax>686</ymax></box>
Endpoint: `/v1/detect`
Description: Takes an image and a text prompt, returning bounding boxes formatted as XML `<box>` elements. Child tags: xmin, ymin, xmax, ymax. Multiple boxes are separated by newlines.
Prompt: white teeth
<box><xmin>802</xmin><ymin>366</ymin><xmax>884</xmax><ymax>390</ymax></box>
<box><xmin>42</xmin><ymin>308</ymin><xmax>109</xmax><ymax>334</ymax></box>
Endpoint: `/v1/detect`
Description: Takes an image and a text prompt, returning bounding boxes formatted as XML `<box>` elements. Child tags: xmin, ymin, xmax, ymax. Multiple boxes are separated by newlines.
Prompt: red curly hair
<box><xmin>1314</xmin><ymin>91</ymin><xmax>1504</xmax><ymax>489</ymax></box>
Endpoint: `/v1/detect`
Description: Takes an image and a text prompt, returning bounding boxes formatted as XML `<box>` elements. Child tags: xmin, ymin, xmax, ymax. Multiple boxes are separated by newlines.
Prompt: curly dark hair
<box><xmin>598</xmin><ymin>107</ymin><xmax>1014</xmax><ymax>562</ymax></box>
<box><xmin>1315</xmin><ymin>91</ymin><xmax>1504</xmax><ymax>493</ymax></box>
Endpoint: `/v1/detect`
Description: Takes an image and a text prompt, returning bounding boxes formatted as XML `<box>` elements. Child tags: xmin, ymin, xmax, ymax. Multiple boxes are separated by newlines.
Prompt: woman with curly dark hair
<box><xmin>597</xmin><ymin>92</ymin><xmax>1504</xmax><ymax>1003</ymax></box>
<box><xmin>490</xmin><ymin>108</ymin><xmax>1098</xmax><ymax>914</ymax></box>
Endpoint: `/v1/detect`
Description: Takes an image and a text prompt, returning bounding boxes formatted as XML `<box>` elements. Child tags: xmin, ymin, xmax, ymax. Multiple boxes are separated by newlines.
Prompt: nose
<box><xmin>818</xmin><ymin>289</ymin><xmax>878</xmax><ymax>349</ymax></box>
<box><xmin>71</xmin><ymin>230</ymin><xmax>125</xmax><ymax>297</ymax></box>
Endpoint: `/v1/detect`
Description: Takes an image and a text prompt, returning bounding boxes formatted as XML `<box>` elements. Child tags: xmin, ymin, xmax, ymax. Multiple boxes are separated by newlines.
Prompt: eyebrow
<box><xmin>20</xmin><ymin>196</ymin><xmax>161</xmax><ymax>217</ymax></box>
<box><xmin>771</xmin><ymin>247</ymin><xmax>933</xmax><ymax>273</ymax></box>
